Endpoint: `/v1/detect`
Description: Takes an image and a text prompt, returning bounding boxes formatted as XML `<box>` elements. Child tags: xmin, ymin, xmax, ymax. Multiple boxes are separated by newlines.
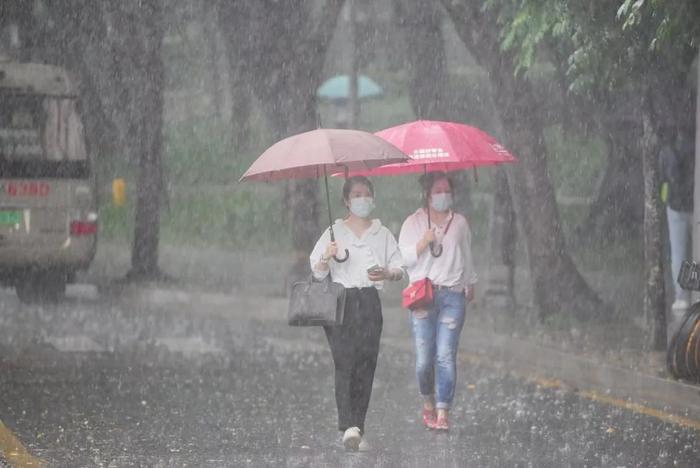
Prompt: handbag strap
<box><xmin>309</xmin><ymin>273</ymin><xmax>333</xmax><ymax>289</ymax></box>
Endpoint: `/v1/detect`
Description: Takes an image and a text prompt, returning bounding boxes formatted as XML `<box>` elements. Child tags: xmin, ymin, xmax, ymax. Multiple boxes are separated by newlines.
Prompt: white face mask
<box><xmin>349</xmin><ymin>197</ymin><xmax>375</xmax><ymax>218</ymax></box>
<box><xmin>430</xmin><ymin>193</ymin><xmax>453</xmax><ymax>212</ymax></box>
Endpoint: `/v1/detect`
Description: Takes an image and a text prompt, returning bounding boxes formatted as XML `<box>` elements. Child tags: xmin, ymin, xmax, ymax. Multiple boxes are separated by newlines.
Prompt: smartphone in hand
<box><xmin>367</xmin><ymin>265</ymin><xmax>383</xmax><ymax>274</ymax></box>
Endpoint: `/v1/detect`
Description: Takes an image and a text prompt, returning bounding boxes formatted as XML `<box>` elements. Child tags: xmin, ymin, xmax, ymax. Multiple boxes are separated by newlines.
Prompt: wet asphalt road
<box><xmin>0</xmin><ymin>286</ymin><xmax>699</xmax><ymax>467</ymax></box>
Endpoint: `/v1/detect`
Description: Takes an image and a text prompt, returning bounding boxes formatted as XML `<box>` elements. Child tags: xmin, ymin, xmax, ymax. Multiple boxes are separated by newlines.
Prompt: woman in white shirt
<box><xmin>398</xmin><ymin>171</ymin><xmax>477</xmax><ymax>431</ymax></box>
<box><xmin>310</xmin><ymin>176</ymin><xmax>403</xmax><ymax>451</ymax></box>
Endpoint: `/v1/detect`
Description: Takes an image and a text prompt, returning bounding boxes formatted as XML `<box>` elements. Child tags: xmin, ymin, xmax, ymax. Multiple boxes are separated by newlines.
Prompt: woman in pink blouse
<box><xmin>398</xmin><ymin>171</ymin><xmax>477</xmax><ymax>431</ymax></box>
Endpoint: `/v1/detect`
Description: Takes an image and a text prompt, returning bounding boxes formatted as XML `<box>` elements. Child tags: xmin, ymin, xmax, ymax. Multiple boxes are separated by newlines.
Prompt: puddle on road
<box><xmin>65</xmin><ymin>284</ymin><xmax>100</xmax><ymax>300</ymax></box>
<box><xmin>154</xmin><ymin>336</ymin><xmax>224</xmax><ymax>356</ymax></box>
<box><xmin>262</xmin><ymin>336</ymin><xmax>326</xmax><ymax>353</ymax></box>
<box><xmin>142</xmin><ymin>289</ymin><xmax>192</xmax><ymax>305</ymax></box>
<box><xmin>45</xmin><ymin>335</ymin><xmax>105</xmax><ymax>352</ymax></box>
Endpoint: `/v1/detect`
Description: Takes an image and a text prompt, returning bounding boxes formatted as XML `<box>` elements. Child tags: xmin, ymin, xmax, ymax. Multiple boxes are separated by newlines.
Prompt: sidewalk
<box><xmin>88</xmin><ymin>243</ymin><xmax>700</xmax><ymax>424</ymax></box>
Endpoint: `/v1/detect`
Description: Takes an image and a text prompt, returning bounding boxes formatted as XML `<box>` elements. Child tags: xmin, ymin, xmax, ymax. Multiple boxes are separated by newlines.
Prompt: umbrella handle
<box><xmin>430</xmin><ymin>242</ymin><xmax>443</xmax><ymax>258</ymax></box>
<box><xmin>324</xmin><ymin>167</ymin><xmax>349</xmax><ymax>263</ymax></box>
<box><xmin>334</xmin><ymin>249</ymin><xmax>349</xmax><ymax>263</ymax></box>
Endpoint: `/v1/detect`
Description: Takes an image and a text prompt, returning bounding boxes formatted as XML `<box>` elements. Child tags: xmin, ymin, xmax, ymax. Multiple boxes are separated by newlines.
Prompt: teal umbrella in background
<box><xmin>317</xmin><ymin>74</ymin><xmax>383</xmax><ymax>100</ymax></box>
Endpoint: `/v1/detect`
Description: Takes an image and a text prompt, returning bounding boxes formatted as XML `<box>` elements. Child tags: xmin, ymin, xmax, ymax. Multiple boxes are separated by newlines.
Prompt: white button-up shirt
<box><xmin>398</xmin><ymin>208</ymin><xmax>478</xmax><ymax>293</ymax></box>
<box><xmin>310</xmin><ymin>219</ymin><xmax>403</xmax><ymax>289</ymax></box>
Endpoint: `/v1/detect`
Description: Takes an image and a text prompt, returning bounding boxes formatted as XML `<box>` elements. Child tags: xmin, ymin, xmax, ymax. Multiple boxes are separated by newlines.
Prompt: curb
<box><xmin>456</xmin><ymin>328</ymin><xmax>700</xmax><ymax>423</ymax></box>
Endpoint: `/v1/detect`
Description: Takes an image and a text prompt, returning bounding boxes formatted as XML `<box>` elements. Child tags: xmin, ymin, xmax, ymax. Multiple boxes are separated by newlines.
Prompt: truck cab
<box><xmin>0</xmin><ymin>58</ymin><xmax>97</xmax><ymax>302</ymax></box>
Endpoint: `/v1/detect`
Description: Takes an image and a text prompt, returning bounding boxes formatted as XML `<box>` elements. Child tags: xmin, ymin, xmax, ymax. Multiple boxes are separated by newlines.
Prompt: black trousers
<box><xmin>324</xmin><ymin>287</ymin><xmax>383</xmax><ymax>433</ymax></box>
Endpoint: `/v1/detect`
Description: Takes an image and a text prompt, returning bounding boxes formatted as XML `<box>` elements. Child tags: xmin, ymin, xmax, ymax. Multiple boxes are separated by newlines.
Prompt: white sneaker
<box><xmin>342</xmin><ymin>427</ymin><xmax>361</xmax><ymax>451</ymax></box>
<box><xmin>672</xmin><ymin>300</ymin><xmax>690</xmax><ymax>311</ymax></box>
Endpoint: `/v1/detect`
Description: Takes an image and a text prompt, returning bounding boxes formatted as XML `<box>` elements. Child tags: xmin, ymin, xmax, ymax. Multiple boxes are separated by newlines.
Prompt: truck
<box><xmin>0</xmin><ymin>57</ymin><xmax>97</xmax><ymax>302</ymax></box>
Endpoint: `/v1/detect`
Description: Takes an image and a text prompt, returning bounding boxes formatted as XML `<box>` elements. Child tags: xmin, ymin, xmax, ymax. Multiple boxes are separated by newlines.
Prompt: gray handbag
<box><xmin>288</xmin><ymin>275</ymin><xmax>346</xmax><ymax>326</ymax></box>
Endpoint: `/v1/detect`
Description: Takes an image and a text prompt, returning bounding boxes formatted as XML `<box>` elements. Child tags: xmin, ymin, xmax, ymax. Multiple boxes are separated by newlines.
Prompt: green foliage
<box><xmin>486</xmin><ymin>0</ymin><xmax>698</xmax><ymax>94</ymax></box>
<box><xmin>97</xmin><ymin>115</ymin><xmax>287</xmax><ymax>251</ymax></box>
<box><xmin>618</xmin><ymin>0</ymin><xmax>700</xmax><ymax>50</ymax></box>
<box><xmin>495</xmin><ymin>1</ymin><xmax>571</xmax><ymax>75</ymax></box>
<box><xmin>100</xmin><ymin>3</ymin><xmax>651</xmax><ymax>258</ymax></box>
<box><xmin>98</xmin><ymin>180</ymin><xmax>292</xmax><ymax>252</ymax></box>
<box><xmin>617</xmin><ymin>0</ymin><xmax>646</xmax><ymax>29</ymax></box>
<box><xmin>99</xmin><ymin>204</ymin><xmax>133</xmax><ymax>242</ymax></box>
<box><xmin>165</xmin><ymin>117</ymin><xmax>251</xmax><ymax>185</ymax></box>
<box><xmin>162</xmin><ymin>186</ymin><xmax>291</xmax><ymax>250</ymax></box>
<box><xmin>164</xmin><ymin>112</ymin><xmax>275</xmax><ymax>186</ymax></box>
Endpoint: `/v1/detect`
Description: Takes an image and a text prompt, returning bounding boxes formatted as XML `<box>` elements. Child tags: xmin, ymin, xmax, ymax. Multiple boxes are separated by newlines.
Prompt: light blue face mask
<box><xmin>349</xmin><ymin>197</ymin><xmax>375</xmax><ymax>218</ymax></box>
<box><xmin>430</xmin><ymin>193</ymin><xmax>453</xmax><ymax>212</ymax></box>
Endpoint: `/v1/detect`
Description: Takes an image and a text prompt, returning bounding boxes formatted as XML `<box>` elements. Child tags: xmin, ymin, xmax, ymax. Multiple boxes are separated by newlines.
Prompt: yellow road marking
<box><xmin>530</xmin><ymin>377</ymin><xmax>563</xmax><ymax>389</ymax></box>
<box><xmin>579</xmin><ymin>390</ymin><xmax>700</xmax><ymax>432</ymax></box>
<box><xmin>0</xmin><ymin>419</ymin><xmax>44</xmax><ymax>467</ymax></box>
<box><xmin>457</xmin><ymin>349</ymin><xmax>700</xmax><ymax>433</ymax></box>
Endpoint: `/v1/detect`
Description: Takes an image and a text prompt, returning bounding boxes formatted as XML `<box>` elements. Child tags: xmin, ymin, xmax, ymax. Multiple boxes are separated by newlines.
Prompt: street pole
<box><xmin>349</xmin><ymin>0</ymin><xmax>359</xmax><ymax>129</ymax></box>
<box><xmin>693</xmin><ymin>47</ymin><xmax>700</xmax><ymax>305</ymax></box>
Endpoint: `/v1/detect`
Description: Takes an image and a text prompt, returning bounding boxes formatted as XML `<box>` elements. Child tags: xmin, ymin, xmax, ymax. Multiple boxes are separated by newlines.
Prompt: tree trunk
<box><xmin>440</xmin><ymin>0</ymin><xmax>605</xmax><ymax>320</ymax></box>
<box><xmin>483</xmin><ymin>168</ymin><xmax>517</xmax><ymax>311</ymax></box>
<box><xmin>504</xmin><ymin>103</ymin><xmax>604</xmax><ymax>320</ymax></box>
<box><xmin>399</xmin><ymin>1</ymin><xmax>516</xmax><ymax>308</ymax></box>
<box><xmin>203</xmin><ymin>5</ymin><xmax>224</xmax><ymax>121</ymax></box>
<box><xmin>20</xmin><ymin>0</ymin><xmax>119</xmax><ymax>158</ymax></box>
<box><xmin>394</xmin><ymin>0</ymin><xmax>447</xmax><ymax>119</ymax></box>
<box><xmin>218</xmin><ymin>0</ymin><xmax>344</xmax><ymax>289</ymax></box>
<box><xmin>265</xmin><ymin>103</ymin><xmax>322</xmax><ymax>286</ymax></box>
<box><xmin>216</xmin><ymin>0</ymin><xmax>253</xmax><ymax>151</ymax></box>
<box><xmin>128</xmin><ymin>1</ymin><xmax>165</xmax><ymax>280</ymax></box>
<box><xmin>576</xmin><ymin>96</ymin><xmax>645</xmax><ymax>243</ymax></box>
<box><xmin>395</xmin><ymin>0</ymin><xmax>478</xmax><ymax>217</ymax></box>
<box><xmin>34</xmin><ymin>0</ymin><xmax>166</xmax><ymax>279</ymax></box>
<box><xmin>349</xmin><ymin>0</ymin><xmax>360</xmax><ymax>128</ymax></box>
<box><xmin>534</xmin><ymin>43</ymin><xmax>646</xmax><ymax>245</ymax></box>
<box><xmin>577</xmin><ymin>130</ymin><xmax>644</xmax><ymax>244</ymax></box>
<box><xmin>640</xmin><ymin>99</ymin><xmax>667</xmax><ymax>350</ymax></box>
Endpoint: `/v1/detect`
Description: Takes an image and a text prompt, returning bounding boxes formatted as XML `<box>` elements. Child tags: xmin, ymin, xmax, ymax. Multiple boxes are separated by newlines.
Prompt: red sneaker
<box><xmin>422</xmin><ymin>408</ymin><xmax>437</xmax><ymax>429</ymax></box>
<box><xmin>434</xmin><ymin>414</ymin><xmax>449</xmax><ymax>431</ymax></box>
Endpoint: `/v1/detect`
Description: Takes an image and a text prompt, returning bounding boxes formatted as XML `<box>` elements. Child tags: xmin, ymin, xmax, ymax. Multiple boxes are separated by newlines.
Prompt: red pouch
<box><xmin>402</xmin><ymin>278</ymin><xmax>434</xmax><ymax>310</ymax></box>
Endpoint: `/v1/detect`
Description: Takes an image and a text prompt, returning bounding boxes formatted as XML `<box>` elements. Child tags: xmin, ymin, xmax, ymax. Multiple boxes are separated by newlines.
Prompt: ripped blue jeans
<box><xmin>411</xmin><ymin>289</ymin><xmax>466</xmax><ymax>410</ymax></box>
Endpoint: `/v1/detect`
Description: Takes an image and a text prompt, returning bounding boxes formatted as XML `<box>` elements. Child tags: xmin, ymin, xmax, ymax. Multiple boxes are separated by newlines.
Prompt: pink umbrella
<box><xmin>240</xmin><ymin>128</ymin><xmax>408</xmax><ymax>182</ymax></box>
<box><xmin>351</xmin><ymin>119</ymin><xmax>516</xmax><ymax>176</ymax></box>
<box><xmin>348</xmin><ymin>120</ymin><xmax>517</xmax><ymax>257</ymax></box>
<box><xmin>240</xmin><ymin>128</ymin><xmax>408</xmax><ymax>262</ymax></box>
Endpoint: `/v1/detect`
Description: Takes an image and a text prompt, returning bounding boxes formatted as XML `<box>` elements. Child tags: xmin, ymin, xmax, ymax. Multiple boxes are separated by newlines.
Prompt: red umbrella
<box><xmin>347</xmin><ymin>120</ymin><xmax>517</xmax><ymax>257</ymax></box>
<box><xmin>240</xmin><ymin>128</ymin><xmax>409</xmax><ymax>261</ymax></box>
<box><xmin>351</xmin><ymin>119</ymin><xmax>516</xmax><ymax>176</ymax></box>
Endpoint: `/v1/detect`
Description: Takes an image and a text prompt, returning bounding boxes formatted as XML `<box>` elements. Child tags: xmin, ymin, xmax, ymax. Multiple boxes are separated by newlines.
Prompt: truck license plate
<box><xmin>0</xmin><ymin>210</ymin><xmax>22</xmax><ymax>225</ymax></box>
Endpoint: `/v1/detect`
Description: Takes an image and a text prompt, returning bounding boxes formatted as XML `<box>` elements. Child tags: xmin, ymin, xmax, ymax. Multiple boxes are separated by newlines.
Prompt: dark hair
<box><xmin>418</xmin><ymin>171</ymin><xmax>454</xmax><ymax>199</ymax></box>
<box><xmin>342</xmin><ymin>176</ymin><xmax>374</xmax><ymax>202</ymax></box>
